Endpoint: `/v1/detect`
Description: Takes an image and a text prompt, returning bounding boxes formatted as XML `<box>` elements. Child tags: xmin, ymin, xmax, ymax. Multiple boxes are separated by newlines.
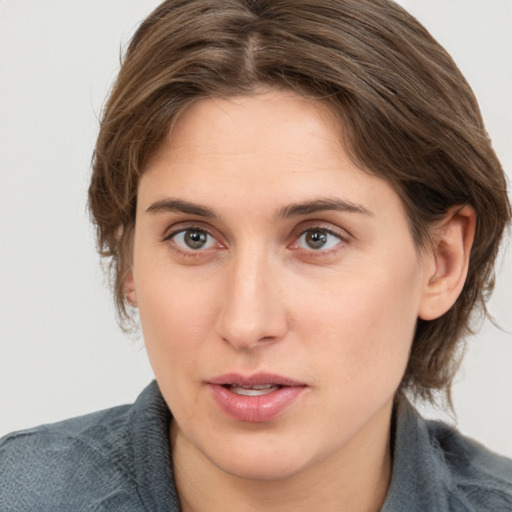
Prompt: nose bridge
<box><xmin>216</xmin><ymin>244</ymin><xmax>286</xmax><ymax>349</ymax></box>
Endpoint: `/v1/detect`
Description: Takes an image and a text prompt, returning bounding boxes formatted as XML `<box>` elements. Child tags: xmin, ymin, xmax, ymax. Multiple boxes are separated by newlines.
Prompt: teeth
<box><xmin>229</xmin><ymin>384</ymin><xmax>280</xmax><ymax>396</ymax></box>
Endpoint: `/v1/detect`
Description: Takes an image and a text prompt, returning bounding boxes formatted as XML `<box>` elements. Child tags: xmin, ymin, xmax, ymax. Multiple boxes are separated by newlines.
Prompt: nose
<box><xmin>215</xmin><ymin>250</ymin><xmax>289</xmax><ymax>351</ymax></box>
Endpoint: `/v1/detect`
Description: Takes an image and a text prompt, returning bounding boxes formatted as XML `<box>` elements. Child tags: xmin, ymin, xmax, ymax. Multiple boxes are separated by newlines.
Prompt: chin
<box><xmin>202</xmin><ymin>433</ymin><xmax>320</xmax><ymax>482</ymax></box>
<box><xmin>217</xmin><ymin>453</ymin><xmax>309</xmax><ymax>482</ymax></box>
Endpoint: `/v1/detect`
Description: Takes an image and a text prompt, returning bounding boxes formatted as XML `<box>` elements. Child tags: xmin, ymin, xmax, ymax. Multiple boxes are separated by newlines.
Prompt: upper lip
<box><xmin>207</xmin><ymin>372</ymin><xmax>307</xmax><ymax>387</ymax></box>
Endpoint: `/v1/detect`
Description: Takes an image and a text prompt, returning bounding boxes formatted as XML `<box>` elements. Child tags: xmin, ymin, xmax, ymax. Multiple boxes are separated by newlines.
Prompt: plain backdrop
<box><xmin>1</xmin><ymin>0</ymin><xmax>511</xmax><ymax>457</ymax></box>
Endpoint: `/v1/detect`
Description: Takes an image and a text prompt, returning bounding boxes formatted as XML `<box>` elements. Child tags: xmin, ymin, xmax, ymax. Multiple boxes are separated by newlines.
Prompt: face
<box><xmin>129</xmin><ymin>90</ymin><xmax>433</xmax><ymax>481</ymax></box>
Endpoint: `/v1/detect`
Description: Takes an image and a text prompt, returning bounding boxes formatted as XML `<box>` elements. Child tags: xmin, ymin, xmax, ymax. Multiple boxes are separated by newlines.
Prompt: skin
<box><xmin>126</xmin><ymin>90</ymin><xmax>475</xmax><ymax>512</ymax></box>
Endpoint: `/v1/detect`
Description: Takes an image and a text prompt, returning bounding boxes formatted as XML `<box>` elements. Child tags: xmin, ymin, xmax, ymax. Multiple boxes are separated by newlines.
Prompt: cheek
<box><xmin>299</xmin><ymin>256</ymin><xmax>422</xmax><ymax>392</ymax></box>
<box><xmin>133</xmin><ymin>252</ymin><xmax>220</xmax><ymax>377</ymax></box>
<box><xmin>136</xmin><ymin>276</ymin><xmax>218</xmax><ymax>423</ymax></box>
<box><xmin>138</xmin><ymin>280</ymin><xmax>215</xmax><ymax>348</ymax></box>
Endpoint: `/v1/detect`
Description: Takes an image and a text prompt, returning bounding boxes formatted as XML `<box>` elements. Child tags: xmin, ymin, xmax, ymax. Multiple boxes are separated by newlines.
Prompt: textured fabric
<box><xmin>381</xmin><ymin>400</ymin><xmax>512</xmax><ymax>511</ymax></box>
<box><xmin>0</xmin><ymin>382</ymin><xmax>180</xmax><ymax>512</ymax></box>
<box><xmin>1</xmin><ymin>381</ymin><xmax>511</xmax><ymax>511</ymax></box>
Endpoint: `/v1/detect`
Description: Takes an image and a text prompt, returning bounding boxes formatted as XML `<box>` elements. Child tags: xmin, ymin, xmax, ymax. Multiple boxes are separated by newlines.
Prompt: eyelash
<box><xmin>163</xmin><ymin>226</ymin><xmax>220</xmax><ymax>258</ymax></box>
<box><xmin>162</xmin><ymin>224</ymin><xmax>349</xmax><ymax>258</ymax></box>
<box><xmin>291</xmin><ymin>227</ymin><xmax>347</xmax><ymax>255</ymax></box>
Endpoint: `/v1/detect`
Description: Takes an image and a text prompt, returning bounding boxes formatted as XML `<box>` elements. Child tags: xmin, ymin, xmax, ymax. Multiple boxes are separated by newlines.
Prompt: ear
<box><xmin>124</xmin><ymin>267</ymin><xmax>138</xmax><ymax>307</ymax></box>
<box><xmin>418</xmin><ymin>205</ymin><xmax>476</xmax><ymax>321</ymax></box>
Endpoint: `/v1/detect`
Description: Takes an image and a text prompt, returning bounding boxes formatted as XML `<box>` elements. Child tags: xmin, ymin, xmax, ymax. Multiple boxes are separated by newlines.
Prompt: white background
<box><xmin>1</xmin><ymin>1</ymin><xmax>511</xmax><ymax>457</ymax></box>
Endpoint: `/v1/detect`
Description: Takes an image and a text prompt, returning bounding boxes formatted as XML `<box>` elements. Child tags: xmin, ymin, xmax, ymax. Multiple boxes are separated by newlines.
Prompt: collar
<box><xmin>129</xmin><ymin>381</ymin><xmax>181</xmax><ymax>512</ymax></box>
<box><xmin>381</xmin><ymin>397</ymin><xmax>453</xmax><ymax>511</ymax></box>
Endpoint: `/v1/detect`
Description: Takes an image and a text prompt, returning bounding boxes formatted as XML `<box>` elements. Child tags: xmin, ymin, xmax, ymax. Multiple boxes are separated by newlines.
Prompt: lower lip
<box><xmin>208</xmin><ymin>384</ymin><xmax>306</xmax><ymax>422</ymax></box>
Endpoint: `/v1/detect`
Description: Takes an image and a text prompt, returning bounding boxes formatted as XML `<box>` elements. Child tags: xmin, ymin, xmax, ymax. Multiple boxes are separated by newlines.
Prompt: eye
<box><xmin>168</xmin><ymin>228</ymin><xmax>218</xmax><ymax>251</ymax></box>
<box><xmin>296</xmin><ymin>228</ymin><xmax>343</xmax><ymax>251</ymax></box>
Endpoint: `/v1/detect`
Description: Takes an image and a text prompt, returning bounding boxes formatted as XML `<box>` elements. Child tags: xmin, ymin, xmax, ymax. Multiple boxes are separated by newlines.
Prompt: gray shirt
<box><xmin>1</xmin><ymin>381</ymin><xmax>511</xmax><ymax>511</ymax></box>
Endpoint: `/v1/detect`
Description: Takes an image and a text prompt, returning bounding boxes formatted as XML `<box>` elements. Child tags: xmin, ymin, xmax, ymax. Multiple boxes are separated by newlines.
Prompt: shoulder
<box><xmin>426</xmin><ymin>418</ymin><xmax>512</xmax><ymax>510</ymax></box>
<box><xmin>384</xmin><ymin>399</ymin><xmax>512</xmax><ymax>512</ymax></box>
<box><xmin>0</xmin><ymin>404</ymin><xmax>143</xmax><ymax>511</ymax></box>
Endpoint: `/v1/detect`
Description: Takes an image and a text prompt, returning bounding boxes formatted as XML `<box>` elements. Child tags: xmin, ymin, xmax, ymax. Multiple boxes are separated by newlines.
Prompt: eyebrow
<box><xmin>145</xmin><ymin>197</ymin><xmax>372</xmax><ymax>219</ymax></box>
<box><xmin>278</xmin><ymin>198</ymin><xmax>372</xmax><ymax>218</ymax></box>
<box><xmin>146</xmin><ymin>198</ymin><xmax>216</xmax><ymax>217</ymax></box>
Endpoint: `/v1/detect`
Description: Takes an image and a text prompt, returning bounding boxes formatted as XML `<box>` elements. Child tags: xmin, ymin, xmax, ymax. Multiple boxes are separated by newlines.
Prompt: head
<box><xmin>89</xmin><ymin>0</ymin><xmax>510</xmax><ymax>407</ymax></box>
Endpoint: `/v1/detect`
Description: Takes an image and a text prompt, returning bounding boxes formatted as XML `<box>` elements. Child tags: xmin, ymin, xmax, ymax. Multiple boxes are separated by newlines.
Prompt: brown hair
<box><xmin>88</xmin><ymin>0</ymin><xmax>510</xmax><ymax>402</ymax></box>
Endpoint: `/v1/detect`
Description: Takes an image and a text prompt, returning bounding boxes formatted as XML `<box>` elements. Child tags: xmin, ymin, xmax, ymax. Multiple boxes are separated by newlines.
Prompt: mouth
<box><xmin>207</xmin><ymin>373</ymin><xmax>308</xmax><ymax>422</ymax></box>
<box><xmin>225</xmin><ymin>383</ymin><xmax>282</xmax><ymax>396</ymax></box>
<box><xmin>208</xmin><ymin>372</ymin><xmax>306</xmax><ymax>393</ymax></box>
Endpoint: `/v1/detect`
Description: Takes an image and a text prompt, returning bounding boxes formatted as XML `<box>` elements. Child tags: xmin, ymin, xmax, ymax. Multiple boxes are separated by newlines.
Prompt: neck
<box><xmin>171</xmin><ymin>402</ymin><xmax>393</xmax><ymax>512</ymax></box>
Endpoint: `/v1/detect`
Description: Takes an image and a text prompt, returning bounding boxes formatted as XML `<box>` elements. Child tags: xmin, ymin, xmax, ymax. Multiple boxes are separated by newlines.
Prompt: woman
<box><xmin>1</xmin><ymin>1</ymin><xmax>511</xmax><ymax>510</ymax></box>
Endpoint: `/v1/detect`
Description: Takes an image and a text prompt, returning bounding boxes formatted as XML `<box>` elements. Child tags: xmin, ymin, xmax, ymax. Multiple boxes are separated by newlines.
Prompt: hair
<box><xmin>88</xmin><ymin>0</ymin><xmax>510</xmax><ymax>403</ymax></box>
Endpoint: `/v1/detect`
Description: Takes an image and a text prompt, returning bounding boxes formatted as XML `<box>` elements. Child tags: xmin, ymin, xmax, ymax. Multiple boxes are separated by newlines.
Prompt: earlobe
<box><xmin>124</xmin><ymin>268</ymin><xmax>138</xmax><ymax>307</ymax></box>
<box><xmin>418</xmin><ymin>205</ymin><xmax>476</xmax><ymax>321</ymax></box>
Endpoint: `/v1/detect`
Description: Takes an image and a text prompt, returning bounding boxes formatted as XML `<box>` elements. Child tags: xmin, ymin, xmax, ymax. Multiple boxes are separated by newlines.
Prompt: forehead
<box><xmin>138</xmin><ymin>90</ymin><xmax>405</xmax><ymax>223</ymax></box>
<box><xmin>154</xmin><ymin>91</ymin><xmax>344</xmax><ymax>174</ymax></box>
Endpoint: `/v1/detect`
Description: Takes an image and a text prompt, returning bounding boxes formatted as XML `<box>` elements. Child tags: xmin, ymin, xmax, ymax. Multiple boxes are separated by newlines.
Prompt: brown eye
<box><xmin>184</xmin><ymin>230</ymin><xmax>208</xmax><ymax>249</ymax></box>
<box><xmin>296</xmin><ymin>228</ymin><xmax>342</xmax><ymax>251</ymax></box>
<box><xmin>305</xmin><ymin>230</ymin><xmax>328</xmax><ymax>249</ymax></box>
<box><xmin>170</xmin><ymin>229</ymin><xmax>217</xmax><ymax>251</ymax></box>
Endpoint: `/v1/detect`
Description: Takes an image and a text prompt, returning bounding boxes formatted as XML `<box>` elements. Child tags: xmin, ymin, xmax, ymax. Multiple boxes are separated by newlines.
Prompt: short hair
<box><xmin>88</xmin><ymin>0</ymin><xmax>511</xmax><ymax>402</ymax></box>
